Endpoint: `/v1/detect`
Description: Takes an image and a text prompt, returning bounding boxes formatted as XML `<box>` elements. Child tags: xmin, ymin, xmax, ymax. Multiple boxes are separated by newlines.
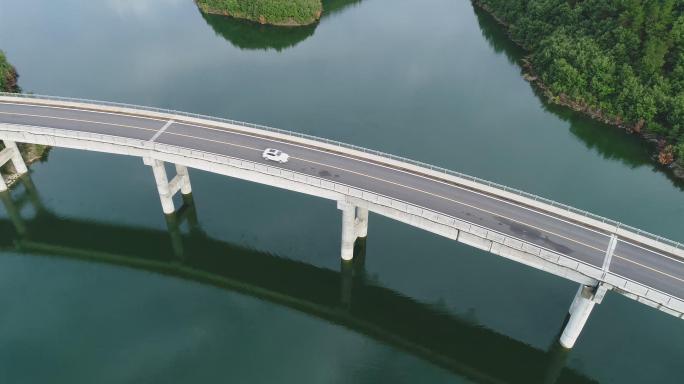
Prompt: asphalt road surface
<box><xmin>1</xmin><ymin>100</ymin><xmax>682</xmax><ymax>301</ymax></box>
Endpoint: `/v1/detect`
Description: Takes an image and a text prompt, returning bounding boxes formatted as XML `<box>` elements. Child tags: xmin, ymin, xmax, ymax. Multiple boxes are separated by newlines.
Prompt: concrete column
<box><xmin>175</xmin><ymin>164</ymin><xmax>192</xmax><ymax>195</ymax></box>
<box><xmin>4</xmin><ymin>141</ymin><xmax>28</xmax><ymax>175</ymax></box>
<box><xmin>567</xmin><ymin>284</ymin><xmax>583</xmax><ymax>315</ymax></box>
<box><xmin>340</xmin><ymin>202</ymin><xmax>356</xmax><ymax>261</ymax></box>
<box><xmin>144</xmin><ymin>158</ymin><xmax>194</xmax><ymax>215</ymax></box>
<box><xmin>559</xmin><ymin>285</ymin><xmax>596</xmax><ymax>349</ymax></box>
<box><xmin>145</xmin><ymin>158</ymin><xmax>175</xmax><ymax>214</ymax></box>
<box><xmin>339</xmin><ymin>202</ymin><xmax>371</xmax><ymax>261</ymax></box>
<box><xmin>0</xmin><ymin>140</ymin><xmax>29</xmax><ymax>192</ymax></box>
<box><xmin>355</xmin><ymin>207</ymin><xmax>368</xmax><ymax>238</ymax></box>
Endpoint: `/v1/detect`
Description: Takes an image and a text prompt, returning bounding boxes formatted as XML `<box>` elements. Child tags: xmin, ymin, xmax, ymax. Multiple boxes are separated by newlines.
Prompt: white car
<box><xmin>262</xmin><ymin>148</ymin><xmax>290</xmax><ymax>163</ymax></box>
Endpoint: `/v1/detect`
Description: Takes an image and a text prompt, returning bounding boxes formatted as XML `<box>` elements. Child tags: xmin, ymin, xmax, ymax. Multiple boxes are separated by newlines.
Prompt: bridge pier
<box><xmin>0</xmin><ymin>140</ymin><xmax>28</xmax><ymax>192</ymax></box>
<box><xmin>559</xmin><ymin>283</ymin><xmax>608</xmax><ymax>349</ymax></box>
<box><xmin>144</xmin><ymin>158</ymin><xmax>192</xmax><ymax>214</ymax></box>
<box><xmin>338</xmin><ymin>202</ymin><xmax>369</xmax><ymax>261</ymax></box>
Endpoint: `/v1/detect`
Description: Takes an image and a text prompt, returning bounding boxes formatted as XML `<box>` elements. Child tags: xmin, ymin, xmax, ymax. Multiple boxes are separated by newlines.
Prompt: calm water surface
<box><xmin>0</xmin><ymin>0</ymin><xmax>683</xmax><ymax>382</ymax></box>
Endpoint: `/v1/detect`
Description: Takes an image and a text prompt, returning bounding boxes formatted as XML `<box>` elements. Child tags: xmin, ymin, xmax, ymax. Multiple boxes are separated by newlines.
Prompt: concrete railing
<box><xmin>0</xmin><ymin>120</ymin><xmax>682</xmax><ymax>318</ymax></box>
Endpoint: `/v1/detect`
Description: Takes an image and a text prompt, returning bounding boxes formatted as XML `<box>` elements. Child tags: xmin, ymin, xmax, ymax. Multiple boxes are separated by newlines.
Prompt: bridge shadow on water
<box><xmin>472</xmin><ymin>4</ymin><xmax>684</xmax><ymax>191</ymax></box>
<box><xmin>0</xmin><ymin>175</ymin><xmax>596</xmax><ymax>384</ymax></box>
<box><xmin>198</xmin><ymin>0</ymin><xmax>363</xmax><ymax>52</ymax></box>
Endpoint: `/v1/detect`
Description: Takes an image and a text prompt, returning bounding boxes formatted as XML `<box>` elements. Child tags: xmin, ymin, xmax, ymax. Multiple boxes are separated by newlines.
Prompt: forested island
<box><xmin>0</xmin><ymin>50</ymin><xmax>50</xmax><ymax>186</ymax></box>
<box><xmin>474</xmin><ymin>0</ymin><xmax>684</xmax><ymax>174</ymax></box>
<box><xmin>196</xmin><ymin>0</ymin><xmax>323</xmax><ymax>26</ymax></box>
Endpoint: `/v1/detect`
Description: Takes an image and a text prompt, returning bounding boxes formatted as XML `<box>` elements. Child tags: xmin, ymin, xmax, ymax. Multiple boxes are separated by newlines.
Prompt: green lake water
<box><xmin>0</xmin><ymin>0</ymin><xmax>682</xmax><ymax>382</ymax></box>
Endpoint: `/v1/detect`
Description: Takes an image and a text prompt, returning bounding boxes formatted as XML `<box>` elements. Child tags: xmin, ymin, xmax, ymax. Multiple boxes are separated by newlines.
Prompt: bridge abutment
<box><xmin>144</xmin><ymin>157</ymin><xmax>192</xmax><ymax>214</ymax></box>
<box><xmin>338</xmin><ymin>202</ymin><xmax>369</xmax><ymax>261</ymax></box>
<box><xmin>559</xmin><ymin>283</ymin><xmax>607</xmax><ymax>348</ymax></box>
<box><xmin>0</xmin><ymin>140</ymin><xmax>28</xmax><ymax>192</ymax></box>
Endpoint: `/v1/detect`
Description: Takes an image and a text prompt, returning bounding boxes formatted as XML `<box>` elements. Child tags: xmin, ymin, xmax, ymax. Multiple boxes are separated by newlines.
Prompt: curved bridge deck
<box><xmin>0</xmin><ymin>94</ymin><xmax>682</xmax><ymax>347</ymax></box>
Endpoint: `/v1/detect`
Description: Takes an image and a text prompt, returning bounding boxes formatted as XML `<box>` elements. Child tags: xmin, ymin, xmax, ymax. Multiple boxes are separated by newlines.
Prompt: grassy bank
<box><xmin>196</xmin><ymin>0</ymin><xmax>323</xmax><ymax>26</ymax></box>
<box><xmin>473</xmin><ymin>0</ymin><xmax>684</xmax><ymax>172</ymax></box>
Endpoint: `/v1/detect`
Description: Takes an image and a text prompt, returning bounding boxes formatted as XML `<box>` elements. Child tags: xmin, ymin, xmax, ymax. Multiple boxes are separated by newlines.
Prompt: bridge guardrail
<box><xmin>1</xmin><ymin>92</ymin><xmax>682</xmax><ymax>252</ymax></box>
<box><xmin>0</xmin><ymin>121</ymin><xmax>682</xmax><ymax>315</ymax></box>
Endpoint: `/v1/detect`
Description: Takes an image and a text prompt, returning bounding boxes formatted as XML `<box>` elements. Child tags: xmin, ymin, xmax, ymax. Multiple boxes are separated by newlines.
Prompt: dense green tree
<box><xmin>0</xmin><ymin>50</ymin><xmax>20</xmax><ymax>93</ymax></box>
<box><xmin>475</xmin><ymin>0</ymin><xmax>684</xmax><ymax>165</ymax></box>
<box><xmin>196</xmin><ymin>0</ymin><xmax>322</xmax><ymax>26</ymax></box>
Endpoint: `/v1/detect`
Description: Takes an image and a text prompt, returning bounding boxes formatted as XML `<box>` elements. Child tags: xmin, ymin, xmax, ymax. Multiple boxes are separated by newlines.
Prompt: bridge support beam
<box><xmin>356</xmin><ymin>207</ymin><xmax>368</xmax><ymax>238</ymax></box>
<box><xmin>0</xmin><ymin>140</ymin><xmax>29</xmax><ymax>192</ymax></box>
<box><xmin>559</xmin><ymin>283</ymin><xmax>608</xmax><ymax>349</ymax></box>
<box><xmin>338</xmin><ymin>202</ymin><xmax>369</xmax><ymax>261</ymax></box>
<box><xmin>144</xmin><ymin>158</ymin><xmax>192</xmax><ymax>215</ymax></box>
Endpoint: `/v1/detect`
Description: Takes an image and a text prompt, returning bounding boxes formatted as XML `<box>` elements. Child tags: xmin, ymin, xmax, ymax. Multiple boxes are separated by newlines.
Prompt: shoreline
<box><xmin>472</xmin><ymin>1</ymin><xmax>684</xmax><ymax>180</ymax></box>
<box><xmin>1</xmin><ymin>51</ymin><xmax>51</xmax><ymax>188</ymax></box>
<box><xmin>195</xmin><ymin>1</ymin><xmax>322</xmax><ymax>27</ymax></box>
<box><xmin>1</xmin><ymin>144</ymin><xmax>51</xmax><ymax>188</ymax></box>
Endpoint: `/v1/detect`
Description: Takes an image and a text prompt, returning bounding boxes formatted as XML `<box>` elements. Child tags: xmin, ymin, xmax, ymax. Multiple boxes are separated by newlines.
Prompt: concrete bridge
<box><xmin>0</xmin><ymin>178</ymin><xmax>596</xmax><ymax>384</ymax></box>
<box><xmin>0</xmin><ymin>93</ymin><xmax>682</xmax><ymax>349</ymax></box>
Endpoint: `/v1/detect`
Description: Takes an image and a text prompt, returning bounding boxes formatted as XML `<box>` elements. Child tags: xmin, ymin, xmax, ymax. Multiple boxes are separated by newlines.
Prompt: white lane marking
<box><xmin>0</xmin><ymin>100</ymin><xmax>614</xmax><ymax>241</ymax></box>
<box><xmin>0</xmin><ymin>101</ymin><xmax>168</xmax><ymax>122</ymax></box>
<box><xmin>613</xmin><ymin>253</ymin><xmax>684</xmax><ymax>283</ymax></box>
<box><xmin>0</xmin><ymin>111</ymin><xmax>157</xmax><ymax>133</ymax></box>
<box><xmin>164</xmin><ymin>129</ymin><xmax>607</xmax><ymax>255</ymax></box>
<box><xmin>602</xmin><ymin>235</ymin><xmax>618</xmax><ymax>279</ymax></box>
<box><xmin>610</xmin><ymin>270</ymin><xmax>684</xmax><ymax>300</ymax></box>
<box><xmin>149</xmin><ymin>120</ymin><xmax>173</xmax><ymax>143</ymax></box>
<box><xmin>617</xmin><ymin>237</ymin><xmax>684</xmax><ymax>265</ymax></box>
